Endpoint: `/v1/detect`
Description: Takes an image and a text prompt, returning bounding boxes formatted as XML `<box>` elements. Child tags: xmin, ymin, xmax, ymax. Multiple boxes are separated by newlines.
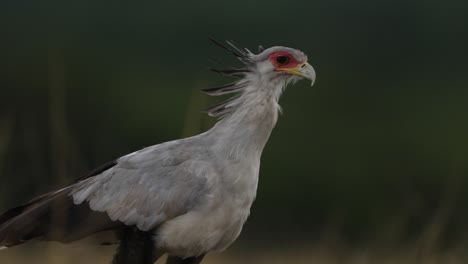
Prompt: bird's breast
<box><xmin>155</xmin><ymin>160</ymin><xmax>260</xmax><ymax>257</ymax></box>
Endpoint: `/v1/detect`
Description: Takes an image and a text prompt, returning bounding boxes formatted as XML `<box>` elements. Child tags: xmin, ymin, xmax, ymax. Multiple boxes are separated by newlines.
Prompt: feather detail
<box><xmin>225</xmin><ymin>40</ymin><xmax>248</xmax><ymax>58</ymax></box>
<box><xmin>209</xmin><ymin>37</ymin><xmax>247</xmax><ymax>59</ymax></box>
<box><xmin>258</xmin><ymin>45</ymin><xmax>264</xmax><ymax>53</ymax></box>
<box><xmin>203</xmin><ymin>38</ymin><xmax>256</xmax><ymax>118</ymax></box>
<box><xmin>203</xmin><ymin>95</ymin><xmax>242</xmax><ymax>118</ymax></box>
<box><xmin>208</xmin><ymin>68</ymin><xmax>250</xmax><ymax>78</ymax></box>
<box><xmin>207</xmin><ymin>57</ymin><xmax>223</xmax><ymax>65</ymax></box>
<box><xmin>208</xmin><ymin>37</ymin><xmax>253</xmax><ymax>65</ymax></box>
<box><xmin>200</xmin><ymin>83</ymin><xmax>246</xmax><ymax>96</ymax></box>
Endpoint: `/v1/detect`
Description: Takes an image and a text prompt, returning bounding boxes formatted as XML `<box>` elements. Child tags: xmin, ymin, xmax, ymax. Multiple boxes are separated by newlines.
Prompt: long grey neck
<box><xmin>207</xmin><ymin>78</ymin><xmax>286</xmax><ymax>160</ymax></box>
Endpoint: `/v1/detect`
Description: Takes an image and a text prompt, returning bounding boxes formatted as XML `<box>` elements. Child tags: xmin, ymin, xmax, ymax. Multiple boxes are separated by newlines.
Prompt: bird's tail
<box><xmin>0</xmin><ymin>187</ymin><xmax>119</xmax><ymax>248</ymax></box>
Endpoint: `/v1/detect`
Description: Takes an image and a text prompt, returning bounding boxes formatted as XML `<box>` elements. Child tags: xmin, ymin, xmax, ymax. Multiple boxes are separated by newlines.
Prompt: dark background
<box><xmin>1</xmin><ymin>0</ymin><xmax>468</xmax><ymax>261</ymax></box>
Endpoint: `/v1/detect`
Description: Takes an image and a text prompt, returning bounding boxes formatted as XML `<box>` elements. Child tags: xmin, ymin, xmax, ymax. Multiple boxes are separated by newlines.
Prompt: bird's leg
<box><xmin>111</xmin><ymin>227</ymin><xmax>159</xmax><ymax>264</ymax></box>
<box><xmin>166</xmin><ymin>254</ymin><xmax>205</xmax><ymax>264</ymax></box>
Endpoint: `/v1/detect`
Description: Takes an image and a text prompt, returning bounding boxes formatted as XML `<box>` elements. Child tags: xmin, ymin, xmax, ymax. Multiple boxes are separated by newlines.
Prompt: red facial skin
<box><xmin>267</xmin><ymin>52</ymin><xmax>301</xmax><ymax>70</ymax></box>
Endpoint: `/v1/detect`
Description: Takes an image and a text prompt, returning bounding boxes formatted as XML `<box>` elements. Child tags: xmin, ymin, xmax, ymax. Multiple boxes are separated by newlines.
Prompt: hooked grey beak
<box><xmin>300</xmin><ymin>63</ymin><xmax>316</xmax><ymax>87</ymax></box>
<box><xmin>280</xmin><ymin>62</ymin><xmax>316</xmax><ymax>86</ymax></box>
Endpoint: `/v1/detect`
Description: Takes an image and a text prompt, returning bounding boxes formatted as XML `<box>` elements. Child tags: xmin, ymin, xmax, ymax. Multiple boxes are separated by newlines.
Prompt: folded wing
<box><xmin>0</xmin><ymin>138</ymin><xmax>212</xmax><ymax>247</ymax></box>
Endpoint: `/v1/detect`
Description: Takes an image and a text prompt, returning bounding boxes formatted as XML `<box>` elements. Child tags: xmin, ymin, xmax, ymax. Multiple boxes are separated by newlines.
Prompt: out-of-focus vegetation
<box><xmin>2</xmin><ymin>242</ymin><xmax>468</xmax><ymax>264</ymax></box>
<box><xmin>1</xmin><ymin>0</ymin><xmax>468</xmax><ymax>262</ymax></box>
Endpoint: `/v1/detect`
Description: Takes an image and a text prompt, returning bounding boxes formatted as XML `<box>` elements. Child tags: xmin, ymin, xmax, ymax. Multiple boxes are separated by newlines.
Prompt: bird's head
<box><xmin>203</xmin><ymin>39</ymin><xmax>316</xmax><ymax>118</ymax></box>
<box><xmin>207</xmin><ymin>39</ymin><xmax>315</xmax><ymax>89</ymax></box>
<box><xmin>250</xmin><ymin>46</ymin><xmax>316</xmax><ymax>86</ymax></box>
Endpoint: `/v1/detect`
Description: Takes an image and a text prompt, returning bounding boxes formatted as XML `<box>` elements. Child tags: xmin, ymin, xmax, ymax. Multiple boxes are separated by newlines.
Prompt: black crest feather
<box><xmin>203</xmin><ymin>38</ymin><xmax>254</xmax><ymax>118</ymax></box>
<box><xmin>208</xmin><ymin>37</ymin><xmax>249</xmax><ymax>59</ymax></box>
<box><xmin>200</xmin><ymin>82</ymin><xmax>247</xmax><ymax>96</ymax></box>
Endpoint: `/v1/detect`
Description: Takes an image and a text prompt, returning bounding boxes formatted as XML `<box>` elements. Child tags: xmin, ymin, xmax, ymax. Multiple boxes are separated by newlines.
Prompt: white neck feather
<box><xmin>207</xmin><ymin>76</ymin><xmax>287</xmax><ymax>160</ymax></box>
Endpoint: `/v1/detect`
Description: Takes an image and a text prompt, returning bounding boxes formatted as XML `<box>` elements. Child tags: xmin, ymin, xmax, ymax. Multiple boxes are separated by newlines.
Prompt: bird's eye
<box><xmin>275</xmin><ymin>56</ymin><xmax>289</xmax><ymax>65</ymax></box>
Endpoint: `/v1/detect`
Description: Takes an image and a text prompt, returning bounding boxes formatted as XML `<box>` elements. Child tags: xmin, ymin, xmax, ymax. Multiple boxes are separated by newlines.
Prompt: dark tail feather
<box><xmin>0</xmin><ymin>190</ymin><xmax>58</xmax><ymax>225</ymax></box>
<box><xmin>112</xmin><ymin>227</ymin><xmax>162</xmax><ymax>264</ymax></box>
<box><xmin>0</xmin><ymin>187</ymin><xmax>120</xmax><ymax>248</ymax></box>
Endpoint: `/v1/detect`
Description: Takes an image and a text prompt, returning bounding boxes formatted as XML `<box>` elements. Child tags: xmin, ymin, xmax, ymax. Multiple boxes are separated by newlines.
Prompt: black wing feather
<box><xmin>0</xmin><ymin>161</ymin><xmax>120</xmax><ymax>248</ymax></box>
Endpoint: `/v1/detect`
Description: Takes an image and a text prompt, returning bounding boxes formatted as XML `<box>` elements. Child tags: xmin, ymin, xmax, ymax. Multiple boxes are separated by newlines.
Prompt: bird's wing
<box><xmin>71</xmin><ymin>139</ymin><xmax>214</xmax><ymax>231</ymax></box>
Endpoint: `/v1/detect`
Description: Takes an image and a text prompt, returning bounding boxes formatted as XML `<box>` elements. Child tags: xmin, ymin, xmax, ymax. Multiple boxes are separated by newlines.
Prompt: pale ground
<box><xmin>1</xmin><ymin>240</ymin><xmax>467</xmax><ymax>264</ymax></box>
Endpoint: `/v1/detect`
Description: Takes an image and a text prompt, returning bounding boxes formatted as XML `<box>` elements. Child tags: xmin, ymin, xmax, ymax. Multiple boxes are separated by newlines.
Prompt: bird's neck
<box><xmin>208</xmin><ymin>79</ymin><xmax>285</xmax><ymax>160</ymax></box>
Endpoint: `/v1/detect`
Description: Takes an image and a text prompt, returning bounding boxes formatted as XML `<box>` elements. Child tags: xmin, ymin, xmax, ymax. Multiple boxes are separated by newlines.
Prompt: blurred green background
<box><xmin>1</xmin><ymin>0</ymin><xmax>468</xmax><ymax>262</ymax></box>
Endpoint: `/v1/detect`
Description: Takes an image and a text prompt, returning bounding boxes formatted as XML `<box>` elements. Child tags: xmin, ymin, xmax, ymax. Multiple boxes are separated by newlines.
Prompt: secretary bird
<box><xmin>0</xmin><ymin>39</ymin><xmax>316</xmax><ymax>264</ymax></box>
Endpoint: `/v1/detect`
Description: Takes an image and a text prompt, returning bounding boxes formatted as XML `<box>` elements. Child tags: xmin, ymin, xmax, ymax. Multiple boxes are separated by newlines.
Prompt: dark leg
<box><xmin>166</xmin><ymin>254</ymin><xmax>205</xmax><ymax>264</ymax></box>
<box><xmin>112</xmin><ymin>227</ymin><xmax>158</xmax><ymax>264</ymax></box>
